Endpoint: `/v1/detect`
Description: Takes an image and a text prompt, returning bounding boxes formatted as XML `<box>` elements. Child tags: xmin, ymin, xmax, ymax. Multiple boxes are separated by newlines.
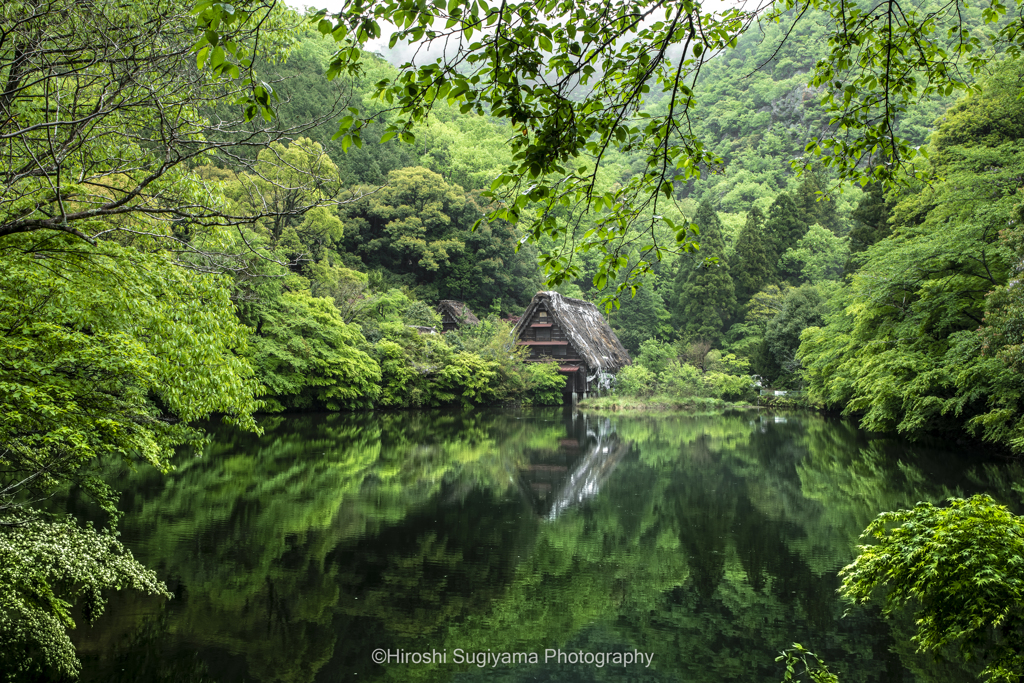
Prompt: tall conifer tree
<box><xmin>794</xmin><ymin>169</ymin><xmax>843</xmax><ymax>235</ymax></box>
<box><xmin>732</xmin><ymin>206</ymin><xmax>773</xmax><ymax>304</ymax></box>
<box><xmin>611</xmin><ymin>275</ymin><xmax>672</xmax><ymax>355</ymax></box>
<box><xmin>765</xmin><ymin>193</ymin><xmax>808</xmax><ymax>285</ymax></box>
<box><xmin>671</xmin><ymin>199</ymin><xmax>737</xmax><ymax>346</ymax></box>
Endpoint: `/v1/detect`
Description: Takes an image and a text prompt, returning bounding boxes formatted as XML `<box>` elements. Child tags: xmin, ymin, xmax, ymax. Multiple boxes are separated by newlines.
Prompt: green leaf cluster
<box><xmin>840</xmin><ymin>495</ymin><xmax>1024</xmax><ymax>683</ymax></box>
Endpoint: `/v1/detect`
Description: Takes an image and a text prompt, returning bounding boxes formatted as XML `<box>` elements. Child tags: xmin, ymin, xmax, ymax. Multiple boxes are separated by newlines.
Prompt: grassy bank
<box><xmin>578</xmin><ymin>395</ymin><xmax>757</xmax><ymax>412</ymax></box>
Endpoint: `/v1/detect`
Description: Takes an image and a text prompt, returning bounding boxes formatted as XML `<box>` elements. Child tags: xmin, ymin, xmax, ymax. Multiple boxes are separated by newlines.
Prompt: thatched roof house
<box><xmin>512</xmin><ymin>291</ymin><xmax>631</xmax><ymax>395</ymax></box>
<box><xmin>436</xmin><ymin>300</ymin><xmax>480</xmax><ymax>332</ymax></box>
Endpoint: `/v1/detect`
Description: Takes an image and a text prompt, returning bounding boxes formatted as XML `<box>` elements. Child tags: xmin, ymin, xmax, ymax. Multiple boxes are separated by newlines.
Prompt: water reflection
<box><xmin>516</xmin><ymin>414</ymin><xmax>629</xmax><ymax>519</ymax></box>
<box><xmin>66</xmin><ymin>408</ymin><xmax>1009</xmax><ymax>683</ymax></box>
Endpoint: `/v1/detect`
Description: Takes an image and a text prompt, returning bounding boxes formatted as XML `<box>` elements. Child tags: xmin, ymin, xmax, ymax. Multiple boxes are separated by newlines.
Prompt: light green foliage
<box><xmin>710</xmin><ymin>351</ymin><xmax>752</xmax><ymax>375</ymax></box>
<box><xmin>0</xmin><ymin>235</ymin><xmax>261</xmax><ymax>508</ymax></box>
<box><xmin>375</xmin><ymin>336</ymin><xmax>423</xmax><ymax>406</ymax></box>
<box><xmin>523</xmin><ymin>362</ymin><xmax>566</xmax><ymax>405</ymax></box>
<box><xmin>0</xmin><ymin>0</ymin><xmax>236</xmax><ymax>242</ymax></box>
<box><xmin>216</xmin><ymin>138</ymin><xmax>346</xmax><ymax>264</ymax></box>
<box><xmin>373</xmin><ymin>321</ymin><xmax>446</xmax><ymax>406</ymax></box>
<box><xmin>617</xmin><ymin>345</ymin><xmax>755</xmax><ymax>401</ymax></box>
<box><xmin>777</xmin><ymin>643</ymin><xmax>839</xmax><ymax>683</ymax></box>
<box><xmin>249</xmin><ymin>290</ymin><xmax>382</xmax><ymax>411</ymax></box>
<box><xmin>703</xmin><ymin>372</ymin><xmax>757</xmax><ymax>402</ymax></box>
<box><xmin>660</xmin><ymin>361</ymin><xmax>705</xmax><ymax>398</ymax></box>
<box><xmin>262</xmin><ymin>0</ymin><xmax>995</xmax><ymax>291</ymax></box>
<box><xmin>615</xmin><ymin>364</ymin><xmax>659</xmax><ymax>398</ymax></box>
<box><xmin>412</xmin><ymin>114</ymin><xmax>516</xmax><ymax>191</ymax></box>
<box><xmin>783</xmin><ymin>0</ymin><xmax>1011</xmax><ymax>186</ymax></box>
<box><xmin>637</xmin><ymin>338</ymin><xmax>678</xmax><ymax>376</ymax></box>
<box><xmin>799</xmin><ymin>61</ymin><xmax>1024</xmax><ymax>447</ymax></box>
<box><xmin>446</xmin><ymin>316</ymin><xmax>564</xmax><ymax>405</ymax></box>
<box><xmin>726</xmin><ymin>283</ymin><xmax>790</xmax><ymax>360</ymax></box>
<box><xmin>371</xmin><ymin>313</ymin><xmax>554</xmax><ymax>408</ymax></box>
<box><xmin>840</xmin><ymin>496</ymin><xmax>1024</xmax><ymax>683</ymax></box>
<box><xmin>429</xmin><ymin>352</ymin><xmax>501</xmax><ymax>407</ymax></box>
<box><xmin>308</xmin><ymin>261</ymin><xmax>371</xmax><ymax>323</ymax></box>
<box><xmin>779</xmin><ymin>224</ymin><xmax>850</xmax><ymax>285</ymax></box>
<box><xmin>356</xmin><ymin>287</ymin><xmax>441</xmax><ymax>338</ymax></box>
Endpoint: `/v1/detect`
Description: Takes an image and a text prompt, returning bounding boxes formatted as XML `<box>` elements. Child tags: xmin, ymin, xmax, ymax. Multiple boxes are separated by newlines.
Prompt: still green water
<box><xmin>70</xmin><ymin>408</ymin><xmax>1019</xmax><ymax>683</ymax></box>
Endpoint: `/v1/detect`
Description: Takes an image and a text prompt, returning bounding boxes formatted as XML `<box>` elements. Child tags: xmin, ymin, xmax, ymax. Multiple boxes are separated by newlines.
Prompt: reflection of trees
<box><xmin>73</xmin><ymin>409</ymin><xmax>1012</xmax><ymax>683</ymax></box>
<box><xmin>75</xmin><ymin>409</ymin><xmax>549</xmax><ymax>683</ymax></box>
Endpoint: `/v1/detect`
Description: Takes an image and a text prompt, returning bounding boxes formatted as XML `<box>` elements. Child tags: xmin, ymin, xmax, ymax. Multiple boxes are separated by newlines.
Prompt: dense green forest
<box><xmin>5</xmin><ymin>0</ymin><xmax>1024</xmax><ymax>678</ymax></box>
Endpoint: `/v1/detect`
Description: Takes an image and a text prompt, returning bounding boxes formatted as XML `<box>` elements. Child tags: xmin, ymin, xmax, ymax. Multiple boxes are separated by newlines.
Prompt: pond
<box><xmin>69</xmin><ymin>407</ymin><xmax>1019</xmax><ymax>683</ymax></box>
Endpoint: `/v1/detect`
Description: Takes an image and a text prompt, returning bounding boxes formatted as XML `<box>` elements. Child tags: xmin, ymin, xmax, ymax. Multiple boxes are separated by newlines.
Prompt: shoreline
<box><xmin>577</xmin><ymin>395</ymin><xmax>760</xmax><ymax>413</ymax></box>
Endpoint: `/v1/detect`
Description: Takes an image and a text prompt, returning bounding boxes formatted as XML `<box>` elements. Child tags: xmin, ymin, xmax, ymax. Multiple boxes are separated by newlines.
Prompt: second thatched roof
<box><xmin>437</xmin><ymin>300</ymin><xmax>480</xmax><ymax>325</ymax></box>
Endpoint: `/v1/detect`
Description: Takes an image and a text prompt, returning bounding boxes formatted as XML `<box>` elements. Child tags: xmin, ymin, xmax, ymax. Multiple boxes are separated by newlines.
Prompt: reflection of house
<box><xmin>436</xmin><ymin>300</ymin><xmax>480</xmax><ymax>332</ymax></box>
<box><xmin>516</xmin><ymin>415</ymin><xmax>630</xmax><ymax>519</ymax></box>
<box><xmin>512</xmin><ymin>291</ymin><xmax>631</xmax><ymax>397</ymax></box>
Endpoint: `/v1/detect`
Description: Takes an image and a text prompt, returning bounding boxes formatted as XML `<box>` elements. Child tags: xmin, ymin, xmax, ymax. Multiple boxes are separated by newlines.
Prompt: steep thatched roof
<box><xmin>436</xmin><ymin>300</ymin><xmax>480</xmax><ymax>325</ymax></box>
<box><xmin>513</xmin><ymin>291</ymin><xmax>631</xmax><ymax>374</ymax></box>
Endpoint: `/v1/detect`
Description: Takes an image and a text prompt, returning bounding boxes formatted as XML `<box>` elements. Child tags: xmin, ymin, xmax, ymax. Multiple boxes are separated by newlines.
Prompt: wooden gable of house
<box><xmin>440</xmin><ymin>308</ymin><xmax>460</xmax><ymax>333</ymax></box>
<box><xmin>516</xmin><ymin>304</ymin><xmax>587</xmax><ymax>393</ymax></box>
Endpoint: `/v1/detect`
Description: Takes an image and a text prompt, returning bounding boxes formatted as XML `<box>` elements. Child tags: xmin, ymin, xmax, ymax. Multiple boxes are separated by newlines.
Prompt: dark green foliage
<box><xmin>671</xmin><ymin>200</ymin><xmax>737</xmax><ymax>346</ymax></box>
<box><xmin>218</xmin><ymin>30</ymin><xmax>420</xmax><ymax>184</ymax></box>
<box><xmin>847</xmin><ymin>182</ymin><xmax>892</xmax><ymax>264</ymax></box>
<box><xmin>439</xmin><ymin>218</ymin><xmax>543</xmax><ymax>314</ymax></box>
<box><xmin>610</xmin><ymin>276</ymin><xmax>672</xmax><ymax>355</ymax></box>
<box><xmin>758</xmin><ymin>285</ymin><xmax>827</xmax><ymax>387</ymax></box>
<box><xmin>340</xmin><ymin>167</ymin><xmax>540</xmax><ymax>308</ymax></box>
<box><xmin>793</xmin><ymin>169</ymin><xmax>843</xmax><ymax>236</ymax></box>
<box><xmin>733</xmin><ymin>206</ymin><xmax>774</xmax><ymax>302</ymax></box>
<box><xmin>766</xmin><ymin>193</ymin><xmax>809</xmax><ymax>285</ymax></box>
